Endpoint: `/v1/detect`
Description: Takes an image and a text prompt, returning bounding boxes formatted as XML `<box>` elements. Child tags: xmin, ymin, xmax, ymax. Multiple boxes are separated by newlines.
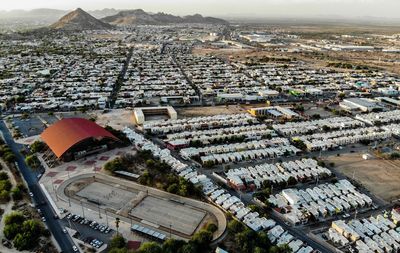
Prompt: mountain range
<box><xmin>101</xmin><ymin>9</ymin><xmax>228</xmax><ymax>25</ymax></box>
<box><xmin>0</xmin><ymin>8</ymin><xmax>228</xmax><ymax>31</ymax></box>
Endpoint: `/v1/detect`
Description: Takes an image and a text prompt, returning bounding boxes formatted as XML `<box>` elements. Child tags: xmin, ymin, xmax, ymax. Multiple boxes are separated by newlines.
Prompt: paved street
<box><xmin>0</xmin><ymin>120</ymin><xmax>77</xmax><ymax>253</ymax></box>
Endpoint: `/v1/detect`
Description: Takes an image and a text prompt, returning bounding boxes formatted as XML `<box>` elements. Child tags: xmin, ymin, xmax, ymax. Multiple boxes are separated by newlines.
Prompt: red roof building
<box><xmin>41</xmin><ymin>118</ymin><xmax>119</xmax><ymax>158</ymax></box>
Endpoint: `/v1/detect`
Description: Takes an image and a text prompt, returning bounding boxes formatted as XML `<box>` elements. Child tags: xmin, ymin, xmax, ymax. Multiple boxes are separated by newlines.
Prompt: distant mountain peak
<box><xmin>50</xmin><ymin>8</ymin><xmax>113</xmax><ymax>30</ymax></box>
<box><xmin>102</xmin><ymin>9</ymin><xmax>228</xmax><ymax>25</ymax></box>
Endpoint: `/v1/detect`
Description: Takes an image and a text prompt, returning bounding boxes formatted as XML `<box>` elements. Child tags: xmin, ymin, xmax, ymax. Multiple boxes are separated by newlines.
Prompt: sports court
<box><xmin>76</xmin><ymin>182</ymin><xmax>137</xmax><ymax>210</ymax></box>
<box><xmin>130</xmin><ymin>196</ymin><xmax>206</xmax><ymax>236</ymax></box>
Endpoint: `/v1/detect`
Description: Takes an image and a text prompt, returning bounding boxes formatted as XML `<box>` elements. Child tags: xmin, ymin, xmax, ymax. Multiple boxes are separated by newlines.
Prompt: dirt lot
<box><xmin>327</xmin><ymin>153</ymin><xmax>400</xmax><ymax>202</ymax></box>
<box><xmin>176</xmin><ymin>105</ymin><xmax>245</xmax><ymax>118</ymax></box>
<box><xmin>94</xmin><ymin>109</ymin><xmax>135</xmax><ymax>130</ymax></box>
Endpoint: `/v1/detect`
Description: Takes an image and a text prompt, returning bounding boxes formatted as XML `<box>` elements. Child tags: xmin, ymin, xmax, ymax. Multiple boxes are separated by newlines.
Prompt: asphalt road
<box><xmin>0</xmin><ymin>120</ymin><xmax>76</xmax><ymax>253</ymax></box>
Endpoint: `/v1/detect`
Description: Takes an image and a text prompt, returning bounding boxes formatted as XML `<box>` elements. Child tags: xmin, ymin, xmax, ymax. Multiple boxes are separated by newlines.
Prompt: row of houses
<box><xmin>143</xmin><ymin>113</ymin><xmax>257</xmax><ymax>135</ymax></box>
<box><xmin>225</xmin><ymin>158</ymin><xmax>332</xmax><ymax>190</ymax></box>
<box><xmin>273</xmin><ymin>116</ymin><xmax>365</xmax><ymax>136</ymax></box>
<box><xmin>356</xmin><ymin>109</ymin><xmax>400</xmax><ymax>125</ymax></box>
<box><xmin>329</xmin><ymin>209</ymin><xmax>400</xmax><ymax>252</ymax></box>
<box><xmin>197</xmin><ymin>145</ymin><xmax>300</xmax><ymax>166</ymax></box>
<box><xmin>268</xmin><ymin>180</ymin><xmax>373</xmax><ymax>224</ymax></box>
<box><xmin>180</xmin><ymin>137</ymin><xmax>290</xmax><ymax>157</ymax></box>
<box><xmin>166</xmin><ymin>123</ymin><xmax>275</xmax><ymax>142</ymax></box>
<box><xmin>294</xmin><ymin>126</ymin><xmax>392</xmax><ymax>151</ymax></box>
<box><xmin>179</xmin><ymin>138</ymin><xmax>300</xmax><ymax>165</ymax></box>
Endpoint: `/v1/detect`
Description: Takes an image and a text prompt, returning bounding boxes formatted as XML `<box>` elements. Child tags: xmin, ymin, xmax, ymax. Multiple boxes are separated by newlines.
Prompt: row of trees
<box><xmin>0</xmin><ymin>143</ymin><xmax>16</xmax><ymax>163</ymax></box>
<box><xmin>108</xmin><ymin>223</ymin><xmax>217</xmax><ymax>253</ymax></box>
<box><xmin>0</xmin><ymin>171</ymin><xmax>12</xmax><ymax>202</ymax></box>
<box><xmin>3</xmin><ymin>212</ymin><xmax>48</xmax><ymax>251</ymax></box>
<box><xmin>190</xmin><ymin>135</ymin><xmax>247</xmax><ymax>148</ymax></box>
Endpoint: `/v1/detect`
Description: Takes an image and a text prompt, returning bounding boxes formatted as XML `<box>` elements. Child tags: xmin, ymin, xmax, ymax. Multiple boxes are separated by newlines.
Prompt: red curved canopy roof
<box><xmin>41</xmin><ymin>118</ymin><xmax>119</xmax><ymax>158</ymax></box>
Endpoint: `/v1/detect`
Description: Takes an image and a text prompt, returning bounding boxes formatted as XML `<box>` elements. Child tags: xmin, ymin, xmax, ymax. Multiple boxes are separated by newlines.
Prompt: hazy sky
<box><xmin>1</xmin><ymin>0</ymin><xmax>400</xmax><ymax>19</ymax></box>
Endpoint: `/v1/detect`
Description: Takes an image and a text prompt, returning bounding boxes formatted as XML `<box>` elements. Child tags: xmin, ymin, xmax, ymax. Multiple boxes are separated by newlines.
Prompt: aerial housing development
<box><xmin>0</xmin><ymin>3</ymin><xmax>400</xmax><ymax>253</ymax></box>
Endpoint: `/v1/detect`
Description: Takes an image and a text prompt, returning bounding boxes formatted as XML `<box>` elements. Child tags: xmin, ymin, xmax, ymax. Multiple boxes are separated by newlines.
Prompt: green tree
<box><xmin>227</xmin><ymin>219</ymin><xmax>245</xmax><ymax>234</ymax></box>
<box><xmin>0</xmin><ymin>179</ymin><xmax>12</xmax><ymax>191</ymax></box>
<box><xmin>13</xmin><ymin>233</ymin><xmax>29</xmax><ymax>250</ymax></box>
<box><xmin>104</xmin><ymin>158</ymin><xmax>124</xmax><ymax>173</ymax></box>
<box><xmin>0</xmin><ymin>190</ymin><xmax>10</xmax><ymax>202</ymax></box>
<box><xmin>287</xmin><ymin>176</ymin><xmax>297</xmax><ymax>186</ymax></box>
<box><xmin>109</xmin><ymin>248</ymin><xmax>128</xmax><ymax>253</ymax></box>
<box><xmin>254</xmin><ymin>247</ymin><xmax>267</xmax><ymax>253</ymax></box>
<box><xmin>3</xmin><ymin>223</ymin><xmax>21</xmax><ymax>240</ymax></box>
<box><xmin>109</xmin><ymin>234</ymin><xmax>126</xmax><ymax>249</ymax></box>
<box><xmin>22</xmin><ymin>219</ymin><xmax>44</xmax><ymax>236</ymax></box>
<box><xmin>4</xmin><ymin>152</ymin><xmax>16</xmax><ymax>163</ymax></box>
<box><xmin>138</xmin><ymin>242</ymin><xmax>163</xmax><ymax>253</ymax></box>
<box><xmin>11</xmin><ymin>186</ymin><xmax>23</xmax><ymax>201</ymax></box>
<box><xmin>179</xmin><ymin>242</ymin><xmax>198</xmax><ymax>253</ymax></box>
<box><xmin>167</xmin><ymin>183</ymin><xmax>179</xmax><ymax>194</ymax></box>
<box><xmin>30</xmin><ymin>141</ymin><xmax>45</xmax><ymax>153</ymax></box>
<box><xmin>0</xmin><ymin>172</ymin><xmax>9</xmax><ymax>180</ymax></box>
<box><xmin>162</xmin><ymin>239</ymin><xmax>186</xmax><ymax>253</ymax></box>
<box><xmin>25</xmin><ymin>155</ymin><xmax>40</xmax><ymax>170</ymax></box>
<box><xmin>205</xmin><ymin>223</ymin><xmax>218</xmax><ymax>233</ymax></box>
<box><xmin>191</xmin><ymin>229</ymin><xmax>213</xmax><ymax>248</ymax></box>
<box><xmin>4</xmin><ymin>212</ymin><xmax>25</xmax><ymax>225</ymax></box>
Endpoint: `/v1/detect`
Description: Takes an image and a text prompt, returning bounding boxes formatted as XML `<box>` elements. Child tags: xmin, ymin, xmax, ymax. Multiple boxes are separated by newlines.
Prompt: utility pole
<box><xmin>81</xmin><ymin>201</ymin><xmax>85</xmax><ymax>217</ymax></box>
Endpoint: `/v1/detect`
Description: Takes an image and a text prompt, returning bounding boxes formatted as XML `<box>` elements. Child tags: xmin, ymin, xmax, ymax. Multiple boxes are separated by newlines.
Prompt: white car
<box><xmin>29</xmin><ymin>192</ymin><xmax>34</xmax><ymax>197</ymax></box>
<box><xmin>72</xmin><ymin>245</ymin><xmax>78</xmax><ymax>252</ymax></box>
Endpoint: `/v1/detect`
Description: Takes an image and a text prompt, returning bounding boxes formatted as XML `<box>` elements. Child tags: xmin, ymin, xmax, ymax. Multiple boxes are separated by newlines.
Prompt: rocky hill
<box><xmin>50</xmin><ymin>8</ymin><xmax>113</xmax><ymax>30</ymax></box>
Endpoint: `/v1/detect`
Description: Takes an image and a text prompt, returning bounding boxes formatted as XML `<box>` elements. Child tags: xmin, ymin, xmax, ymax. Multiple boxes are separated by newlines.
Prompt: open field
<box><xmin>94</xmin><ymin>109</ymin><xmax>135</xmax><ymax>130</ymax></box>
<box><xmin>327</xmin><ymin>153</ymin><xmax>400</xmax><ymax>202</ymax></box>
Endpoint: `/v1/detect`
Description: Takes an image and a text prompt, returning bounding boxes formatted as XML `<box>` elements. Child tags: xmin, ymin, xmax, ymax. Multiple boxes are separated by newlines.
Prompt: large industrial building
<box><xmin>41</xmin><ymin>118</ymin><xmax>120</xmax><ymax>162</ymax></box>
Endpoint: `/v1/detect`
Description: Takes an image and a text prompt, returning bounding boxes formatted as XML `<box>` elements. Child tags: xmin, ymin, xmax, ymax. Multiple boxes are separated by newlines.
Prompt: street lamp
<box><xmin>98</xmin><ymin>199</ymin><xmax>102</xmax><ymax>219</ymax></box>
<box><xmin>115</xmin><ymin>217</ymin><xmax>120</xmax><ymax>235</ymax></box>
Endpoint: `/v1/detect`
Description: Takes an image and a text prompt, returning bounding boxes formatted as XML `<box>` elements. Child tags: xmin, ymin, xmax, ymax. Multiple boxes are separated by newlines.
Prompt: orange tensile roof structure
<box><xmin>41</xmin><ymin>118</ymin><xmax>119</xmax><ymax>158</ymax></box>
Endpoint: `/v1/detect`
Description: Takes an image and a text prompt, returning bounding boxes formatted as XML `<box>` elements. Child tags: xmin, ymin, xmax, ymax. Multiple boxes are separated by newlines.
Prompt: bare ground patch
<box><xmin>176</xmin><ymin>105</ymin><xmax>245</xmax><ymax>118</ymax></box>
<box><xmin>327</xmin><ymin>153</ymin><xmax>400</xmax><ymax>202</ymax></box>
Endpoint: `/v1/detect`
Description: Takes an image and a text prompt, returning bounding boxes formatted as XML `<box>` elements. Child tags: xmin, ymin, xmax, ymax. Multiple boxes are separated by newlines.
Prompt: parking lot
<box><xmin>62</xmin><ymin>213</ymin><xmax>115</xmax><ymax>250</ymax></box>
<box><xmin>12</xmin><ymin>116</ymin><xmax>45</xmax><ymax>137</ymax></box>
<box><xmin>130</xmin><ymin>196</ymin><xmax>206</xmax><ymax>236</ymax></box>
<box><xmin>39</xmin><ymin>114</ymin><xmax>60</xmax><ymax>124</ymax></box>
